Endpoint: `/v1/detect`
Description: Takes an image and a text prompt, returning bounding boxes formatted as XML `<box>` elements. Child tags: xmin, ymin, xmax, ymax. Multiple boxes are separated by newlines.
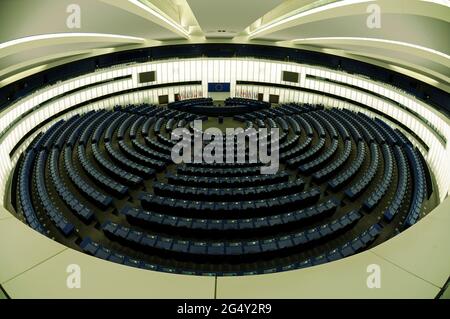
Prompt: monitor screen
<box><xmin>158</xmin><ymin>95</ymin><xmax>169</xmax><ymax>104</ymax></box>
<box><xmin>269</xmin><ymin>94</ymin><xmax>280</xmax><ymax>104</ymax></box>
<box><xmin>139</xmin><ymin>71</ymin><xmax>156</xmax><ymax>83</ymax></box>
<box><xmin>282</xmin><ymin>71</ymin><xmax>299</xmax><ymax>83</ymax></box>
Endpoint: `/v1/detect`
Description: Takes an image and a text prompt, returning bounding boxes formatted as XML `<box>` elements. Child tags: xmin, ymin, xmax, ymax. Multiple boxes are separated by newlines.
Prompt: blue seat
<box><xmin>296</xmin><ymin>115</ymin><xmax>314</xmax><ymax>137</ymax></box>
<box><xmin>357</xmin><ymin>113</ymin><xmax>386</xmax><ymax>144</ymax></box>
<box><xmin>117</xmin><ymin>114</ymin><xmax>137</xmax><ymax>140</ymax></box>
<box><xmin>280</xmin><ymin>136</ymin><xmax>312</xmax><ymax>161</ymax></box>
<box><xmin>118</xmin><ymin>140</ymin><xmax>165</xmax><ymax>171</ymax></box>
<box><xmin>172</xmin><ymin>240</ymin><xmax>190</xmax><ymax>253</ymax></box>
<box><xmin>92</xmin><ymin>143</ymin><xmax>143</xmax><ymax>185</ymax></box>
<box><xmin>129</xmin><ymin>116</ymin><xmax>145</xmax><ymax>139</ymax></box>
<box><xmin>313</xmin><ymin>111</ymin><xmax>339</xmax><ymax>139</ymax></box>
<box><xmin>49</xmin><ymin>149</ymin><xmax>94</xmax><ymax>222</ymax></box>
<box><xmin>312</xmin><ymin>254</ymin><xmax>328</xmax><ymax>266</ymax></box>
<box><xmin>306</xmin><ymin>228</ymin><xmax>321</xmax><ymax>241</ymax></box>
<box><xmin>291</xmin><ymin>232</ymin><xmax>307</xmax><ymax>245</ymax></box>
<box><xmin>363</xmin><ymin>144</ymin><xmax>393</xmax><ymax>210</ymax></box>
<box><xmin>54</xmin><ymin>115</ymin><xmax>82</xmax><ymax>149</ymax></box>
<box><xmin>155</xmin><ymin>237</ymin><xmax>173</xmax><ymax>250</ymax></box>
<box><xmin>225</xmin><ymin>242</ymin><xmax>243</xmax><ymax>255</ymax></box>
<box><xmin>403</xmin><ymin>146</ymin><xmax>427</xmax><ymax>227</ymax></box>
<box><xmin>345</xmin><ymin>143</ymin><xmax>379</xmax><ymax>198</ymax></box>
<box><xmin>18</xmin><ymin>150</ymin><xmax>46</xmax><ymax>234</ymax></box>
<box><xmin>115</xmin><ymin>225</ymin><xmax>130</xmax><ymax>239</ymax></box>
<box><xmin>327</xmin><ymin>248</ymin><xmax>343</xmax><ymax>261</ymax></box>
<box><xmin>65</xmin><ymin>147</ymin><xmax>112</xmax><ymax>207</ymax></box>
<box><xmin>34</xmin><ymin>151</ymin><xmax>74</xmax><ymax>236</ymax></box>
<box><xmin>298</xmin><ymin>139</ymin><xmax>338</xmax><ymax>173</ymax></box>
<box><xmin>313</xmin><ymin>140</ymin><xmax>351</xmax><ymax>180</ymax></box>
<box><xmin>80</xmin><ymin>111</ymin><xmax>109</xmax><ymax>145</ymax></box>
<box><xmin>318</xmin><ymin>224</ymin><xmax>332</xmax><ymax>237</ymax></box>
<box><xmin>297</xmin><ymin>259</ymin><xmax>312</xmax><ymax>269</ymax></box>
<box><xmin>207</xmin><ymin>242</ymin><xmax>225</xmax><ymax>255</ymax></box>
<box><xmin>105</xmin><ymin>142</ymin><xmax>154</xmax><ymax>178</ymax></box>
<box><xmin>190</xmin><ymin>242</ymin><xmax>207</xmax><ymax>254</ymax></box>
<box><xmin>340</xmin><ymin>242</ymin><xmax>355</xmax><ymax>257</ymax></box>
<box><xmin>286</xmin><ymin>117</ymin><xmax>301</xmax><ymax>135</ymax></box>
<box><xmin>95</xmin><ymin>247</ymin><xmax>112</xmax><ymax>260</ymax></box>
<box><xmin>144</xmin><ymin>136</ymin><xmax>172</xmax><ymax>155</ymax></box>
<box><xmin>92</xmin><ymin>112</ymin><xmax>119</xmax><ymax>144</ymax></box>
<box><xmin>102</xmin><ymin>221</ymin><xmax>118</xmax><ymax>234</ymax></box>
<box><xmin>243</xmin><ymin>241</ymin><xmax>261</xmax><ymax>254</ymax></box>
<box><xmin>141</xmin><ymin>116</ymin><xmax>156</xmax><ymax>137</ymax></box>
<box><xmin>350</xmin><ymin>238</ymin><xmax>365</xmax><ymax>251</ymax></box>
<box><xmin>261</xmin><ymin>239</ymin><xmax>278</xmax><ymax>252</ymax></box>
<box><xmin>374</xmin><ymin>118</ymin><xmax>398</xmax><ymax>145</ymax></box>
<box><xmin>124</xmin><ymin>257</ymin><xmax>142</xmax><ymax>268</ymax></box>
<box><xmin>108</xmin><ymin>252</ymin><xmax>126</xmax><ymax>264</ymax></box>
<box><xmin>78</xmin><ymin>144</ymin><xmax>128</xmax><ymax>195</ymax></box>
<box><xmin>141</xmin><ymin>234</ymin><xmax>157</xmax><ymax>247</ymax></box>
<box><xmin>80</xmin><ymin>237</ymin><xmax>100</xmax><ymax>254</ymax></box>
<box><xmin>126</xmin><ymin>230</ymin><xmax>144</xmax><ymax>243</ymax></box>
<box><xmin>104</xmin><ymin>112</ymin><xmax>128</xmax><ymax>142</ymax></box>
<box><xmin>303</xmin><ymin>113</ymin><xmax>326</xmax><ymax>138</ymax></box>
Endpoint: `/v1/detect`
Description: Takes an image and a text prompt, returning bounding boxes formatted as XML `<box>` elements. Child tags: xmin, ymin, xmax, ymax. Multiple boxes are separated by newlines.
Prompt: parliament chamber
<box><xmin>0</xmin><ymin>0</ymin><xmax>449</xmax><ymax>299</ymax></box>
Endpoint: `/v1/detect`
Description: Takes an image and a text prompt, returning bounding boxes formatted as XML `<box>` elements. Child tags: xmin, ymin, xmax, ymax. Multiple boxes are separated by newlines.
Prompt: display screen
<box><xmin>269</xmin><ymin>94</ymin><xmax>280</xmax><ymax>104</ymax></box>
<box><xmin>282</xmin><ymin>71</ymin><xmax>299</xmax><ymax>83</ymax></box>
<box><xmin>158</xmin><ymin>95</ymin><xmax>169</xmax><ymax>104</ymax></box>
<box><xmin>139</xmin><ymin>71</ymin><xmax>156</xmax><ymax>83</ymax></box>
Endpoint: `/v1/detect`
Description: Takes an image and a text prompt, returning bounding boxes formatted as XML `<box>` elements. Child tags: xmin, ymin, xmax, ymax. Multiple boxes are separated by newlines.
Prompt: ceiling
<box><xmin>0</xmin><ymin>0</ymin><xmax>449</xmax><ymax>91</ymax></box>
<box><xmin>186</xmin><ymin>0</ymin><xmax>284</xmax><ymax>38</ymax></box>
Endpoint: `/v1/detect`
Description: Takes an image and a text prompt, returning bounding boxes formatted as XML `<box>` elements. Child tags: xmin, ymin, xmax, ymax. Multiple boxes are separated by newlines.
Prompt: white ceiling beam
<box><xmin>285</xmin><ymin>37</ymin><xmax>450</xmax><ymax>69</ymax></box>
<box><xmin>100</xmin><ymin>0</ymin><xmax>191</xmax><ymax>39</ymax></box>
<box><xmin>0</xmin><ymin>33</ymin><xmax>148</xmax><ymax>60</ymax></box>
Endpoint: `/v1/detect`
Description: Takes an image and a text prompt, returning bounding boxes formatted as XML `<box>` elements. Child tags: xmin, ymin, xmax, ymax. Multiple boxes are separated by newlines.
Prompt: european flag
<box><xmin>208</xmin><ymin>83</ymin><xmax>230</xmax><ymax>92</ymax></box>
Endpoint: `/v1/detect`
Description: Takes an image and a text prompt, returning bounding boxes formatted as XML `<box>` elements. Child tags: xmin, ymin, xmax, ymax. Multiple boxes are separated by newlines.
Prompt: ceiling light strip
<box><xmin>290</xmin><ymin>37</ymin><xmax>450</xmax><ymax>61</ymax></box>
<box><xmin>129</xmin><ymin>0</ymin><xmax>190</xmax><ymax>38</ymax></box>
<box><xmin>0</xmin><ymin>33</ymin><xmax>145</xmax><ymax>50</ymax></box>
<box><xmin>248</xmin><ymin>0</ymin><xmax>373</xmax><ymax>38</ymax></box>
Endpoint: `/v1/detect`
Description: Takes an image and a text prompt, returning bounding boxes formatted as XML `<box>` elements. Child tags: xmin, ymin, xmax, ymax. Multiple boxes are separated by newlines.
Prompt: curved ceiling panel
<box><xmin>186</xmin><ymin>0</ymin><xmax>284</xmax><ymax>38</ymax></box>
<box><xmin>0</xmin><ymin>33</ymin><xmax>146</xmax><ymax>59</ymax></box>
<box><xmin>263</xmin><ymin>14</ymin><xmax>450</xmax><ymax>55</ymax></box>
<box><xmin>246</xmin><ymin>0</ymin><xmax>450</xmax><ymax>39</ymax></box>
<box><xmin>285</xmin><ymin>36</ymin><xmax>450</xmax><ymax>85</ymax></box>
<box><xmin>0</xmin><ymin>0</ymin><xmax>182</xmax><ymax>42</ymax></box>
